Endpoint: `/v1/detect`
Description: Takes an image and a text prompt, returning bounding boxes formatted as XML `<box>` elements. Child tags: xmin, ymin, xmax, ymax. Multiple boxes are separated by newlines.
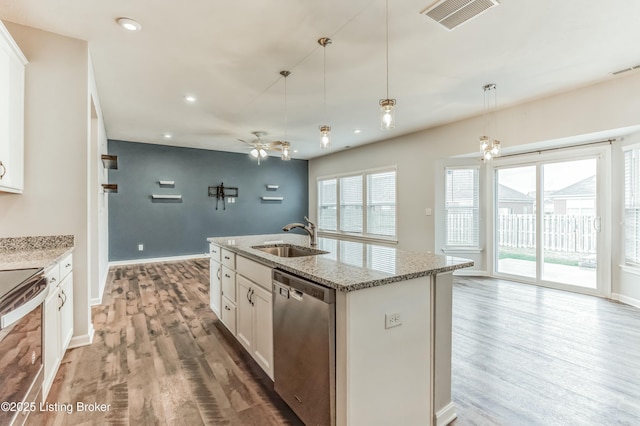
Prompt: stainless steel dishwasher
<box><xmin>273</xmin><ymin>269</ymin><xmax>336</xmax><ymax>426</ymax></box>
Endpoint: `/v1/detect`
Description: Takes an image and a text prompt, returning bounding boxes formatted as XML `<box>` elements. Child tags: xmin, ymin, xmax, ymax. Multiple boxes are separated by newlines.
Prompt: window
<box><xmin>317</xmin><ymin>168</ymin><xmax>397</xmax><ymax>240</ymax></box>
<box><xmin>444</xmin><ymin>167</ymin><xmax>480</xmax><ymax>247</ymax></box>
<box><xmin>624</xmin><ymin>146</ymin><xmax>640</xmax><ymax>266</ymax></box>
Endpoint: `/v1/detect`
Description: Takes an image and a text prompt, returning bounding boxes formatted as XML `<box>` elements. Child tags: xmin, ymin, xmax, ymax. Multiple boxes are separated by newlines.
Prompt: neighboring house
<box><xmin>498</xmin><ymin>184</ymin><xmax>534</xmax><ymax>214</ymax></box>
<box><xmin>547</xmin><ymin>175</ymin><xmax>596</xmax><ymax>215</ymax></box>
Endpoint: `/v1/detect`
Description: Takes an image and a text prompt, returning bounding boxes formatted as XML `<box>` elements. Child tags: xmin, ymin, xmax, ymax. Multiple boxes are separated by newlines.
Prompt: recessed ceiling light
<box><xmin>116</xmin><ymin>18</ymin><xmax>141</xmax><ymax>32</ymax></box>
<box><xmin>293</xmin><ymin>149</ymin><xmax>299</xmax><ymax>153</ymax></box>
<box><xmin>353</xmin><ymin>129</ymin><xmax>361</xmax><ymax>134</ymax></box>
<box><xmin>185</xmin><ymin>95</ymin><xmax>197</xmax><ymax>103</ymax></box>
<box><xmin>163</xmin><ymin>133</ymin><xmax>172</xmax><ymax>139</ymax></box>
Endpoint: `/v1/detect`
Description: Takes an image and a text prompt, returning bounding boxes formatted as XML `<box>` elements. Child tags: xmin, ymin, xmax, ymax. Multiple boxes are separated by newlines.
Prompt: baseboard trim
<box><xmin>611</xmin><ymin>293</ymin><xmax>640</xmax><ymax>310</ymax></box>
<box><xmin>435</xmin><ymin>401</ymin><xmax>458</xmax><ymax>426</ymax></box>
<box><xmin>453</xmin><ymin>269</ymin><xmax>488</xmax><ymax>277</ymax></box>
<box><xmin>109</xmin><ymin>253</ymin><xmax>209</xmax><ymax>267</ymax></box>
<box><xmin>91</xmin><ymin>269</ymin><xmax>109</xmax><ymax>306</ymax></box>
<box><xmin>69</xmin><ymin>324</ymin><xmax>95</xmax><ymax>349</ymax></box>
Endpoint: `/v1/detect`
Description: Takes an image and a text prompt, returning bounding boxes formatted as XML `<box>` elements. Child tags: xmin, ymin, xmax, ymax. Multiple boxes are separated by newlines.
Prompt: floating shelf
<box><xmin>101</xmin><ymin>155</ymin><xmax>118</xmax><ymax>169</ymax></box>
<box><xmin>102</xmin><ymin>184</ymin><xmax>118</xmax><ymax>193</ymax></box>
<box><xmin>261</xmin><ymin>196</ymin><xmax>283</xmax><ymax>201</ymax></box>
<box><xmin>159</xmin><ymin>180</ymin><xmax>175</xmax><ymax>186</ymax></box>
<box><xmin>152</xmin><ymin>194</ymin><xmax>182</xmax><ymax>200</ymax></box>
<box><xmin>266</xmin><ymin>184</ymin><xmax>279</xmax><ymax>190</ymax></box>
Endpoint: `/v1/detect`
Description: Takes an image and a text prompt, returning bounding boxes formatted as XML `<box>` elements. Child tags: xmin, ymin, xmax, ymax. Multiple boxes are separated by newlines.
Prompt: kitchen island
<box><xmin>207</xmin><ymin>234</ymin><xmax>473</xmax><ymax>426</ymax></box>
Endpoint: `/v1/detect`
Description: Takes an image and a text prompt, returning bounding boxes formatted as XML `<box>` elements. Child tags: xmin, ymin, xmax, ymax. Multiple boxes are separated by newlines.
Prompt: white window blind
<box><xmin>339</xmin><ymin>175</ymin><xmax>363</xmax><ymax>233</ymax></box>
<box><xmin>445</xmin><ymin>167</ymin><xmax>480</xmax><ymax>247</ymax></box>
<box><xmin>317</xmin><ymin>168</ymin><xmax>397</xmax><ymax>241</ymax></box>
<box><xmin>318</xmin><ymin>178</ymin><xmax>337</xmax><ymax>231</ymax></box>
<box><xmin>367</xmin><ymin>171</ymin><xmax>396</xmax><ymax>237</ymax></box>
<box><xmin>624</xmin><ymin>148</ymin><xmax>640</xmax><ymax>266</ymax></box>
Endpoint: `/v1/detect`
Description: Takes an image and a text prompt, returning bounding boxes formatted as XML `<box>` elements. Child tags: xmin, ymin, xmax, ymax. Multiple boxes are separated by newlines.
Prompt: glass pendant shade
<box><xmin>250</xmin><ymin>148</ymin><xmax>258</xmax><ymax>158</ymax></box>
<box><xmin>259</xmin><ymin>148</ymin><xmax>268</xmax><ymax>158</ymax></box>
<box><xmin>281</xmin><ymin>142</ymin><xmax>291</xmax><ymax>161</ymax></box>
<box><xmin>380</xmin><ymin>99</ymin><xmax>396</xmax><ymax>130</ymax></box>
<box><xmin>320</xmin><ymin>125</ymin><xmax>331</xmax><ymax>149</ymax></box>
<box><xmin>479</xmin><ymin>84</ymin><xmax>502</xmax><ymax>161</ymax></box>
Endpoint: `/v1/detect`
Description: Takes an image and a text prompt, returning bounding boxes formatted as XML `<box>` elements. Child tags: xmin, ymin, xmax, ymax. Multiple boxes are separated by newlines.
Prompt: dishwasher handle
<box><xmin>272</xmin><ymin>269</ymin><xmax>335</xmax><ymax>304</ymax></box>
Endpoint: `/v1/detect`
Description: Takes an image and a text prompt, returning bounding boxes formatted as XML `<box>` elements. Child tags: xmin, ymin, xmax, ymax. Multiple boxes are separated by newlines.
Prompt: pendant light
<box><xmin>479</xmin><ymin>83</ymin><xmax>501</xmax><ymax>161</ymax></box>
<box><xmin>379</xmin><ymin>0</ymin><xmax>396</xmax><ymax>130</ymax></box>
<box><xmin>318</xmin><ymin>37</ymin><xmax>332</xmax><ymax>149</ymax></box>
<box><xmin>280</xmin><ymin>70</ymin><xmax>292</xmax><ymax>161</ymax></box>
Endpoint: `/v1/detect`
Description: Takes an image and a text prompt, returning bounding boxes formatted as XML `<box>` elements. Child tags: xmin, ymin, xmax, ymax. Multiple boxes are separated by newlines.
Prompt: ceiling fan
<box><xmin>238</xmin><ymin>131</ymin><xmax>290</xmax><ymax>164</ymax></box>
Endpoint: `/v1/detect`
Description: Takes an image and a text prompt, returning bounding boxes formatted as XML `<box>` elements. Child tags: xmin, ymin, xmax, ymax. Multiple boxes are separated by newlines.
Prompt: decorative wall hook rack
<box><xmin>208</xmin><ymin>182</ymin><xmax>238</xmax><ymax>210</ymax></box>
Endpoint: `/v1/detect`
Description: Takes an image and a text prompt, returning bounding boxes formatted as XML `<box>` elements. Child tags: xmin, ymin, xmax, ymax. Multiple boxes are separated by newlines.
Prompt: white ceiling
<box><xmin>1</xmin><ymin>0</ymin><xmax>639</xmax><ymax>160</ymax></box>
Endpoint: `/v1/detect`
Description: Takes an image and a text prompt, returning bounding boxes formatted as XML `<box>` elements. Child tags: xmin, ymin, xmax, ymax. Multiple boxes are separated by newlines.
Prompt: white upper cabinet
<box><xmin>0</xmin><ymin>21</ymin><xmax>27</xmax><ymax>193</ymax></box>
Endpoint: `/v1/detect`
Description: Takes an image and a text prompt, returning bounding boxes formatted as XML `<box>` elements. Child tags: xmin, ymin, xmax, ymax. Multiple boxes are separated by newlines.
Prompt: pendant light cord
<box><xmin>385</xmin><ymin>0</ymin><xmax>389</xmax><ymax>99</ymax></box>
<box><xmin>284</xmin><ymin>75</ymin><xmax>288</xmax><ymax>140</ymax></box>
<box><xmin>323</xmin><ymin>45</ymin><xmax>327</xmax><ymax>122</ymax></box>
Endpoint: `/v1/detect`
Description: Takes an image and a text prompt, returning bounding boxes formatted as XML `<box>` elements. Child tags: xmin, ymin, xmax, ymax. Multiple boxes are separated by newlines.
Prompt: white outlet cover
<box><xmin>385</xmin><ymin>313</ymin><xmax>402</xmax><ymax>329</ymax></box>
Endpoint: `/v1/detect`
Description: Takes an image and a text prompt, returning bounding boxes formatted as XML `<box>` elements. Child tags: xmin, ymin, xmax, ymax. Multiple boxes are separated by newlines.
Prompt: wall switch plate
<box><xmin>425</xmin><ymin>208</ymin><xmax>432</xmax><ymax>216</ymax></box>
<box><xmin>138</xmin><ymin>244</ymin><xmax>144</xmax><ymax>251</ymax></box>
<box><xmin>385</xmin><ymin>313</ymin><xmax>402</xmax><ymax>329</ymax></box>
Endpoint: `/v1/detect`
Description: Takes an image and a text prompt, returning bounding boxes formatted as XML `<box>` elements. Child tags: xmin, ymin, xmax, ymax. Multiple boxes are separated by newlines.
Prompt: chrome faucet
<box><xmin>282</xmin><ymin>216</ymin><xmax>317</xmax><ymax>247</ymax></box>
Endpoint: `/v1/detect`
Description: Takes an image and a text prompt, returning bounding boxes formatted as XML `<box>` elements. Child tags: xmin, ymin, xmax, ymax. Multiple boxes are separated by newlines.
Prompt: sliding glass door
<box><xmin>494</xmin><ymin>152</ymin><xmax>605</xmax><ymax>294</ymax></box>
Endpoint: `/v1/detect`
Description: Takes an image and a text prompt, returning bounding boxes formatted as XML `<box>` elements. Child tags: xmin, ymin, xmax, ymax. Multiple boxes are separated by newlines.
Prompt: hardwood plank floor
<box><xmin>30</xmin><ymin>259</ymin><xmax>302</xmax><ymax>426</ymax></box>
<box><xmin>30</xmin><ymin>262</ymin><xmax>640</xmax><ymax>425</ymax></box>
<box><xmin>451</xmin><ymin>277</ymin><xmax>640</xmax><ymax>426</ymax></box>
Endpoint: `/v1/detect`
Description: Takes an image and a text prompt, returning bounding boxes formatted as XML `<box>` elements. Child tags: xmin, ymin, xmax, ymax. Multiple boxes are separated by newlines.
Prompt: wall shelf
<box><xmin>101</xmin><ymin>155</ymin><xmax>118</xmax><ymax>169</ymax></box>
<box><xmin>152</xmin><ymin>194</ymin><xmax>182</xmax><ymax>200</ymax></box>
<box><xmin>102</xmin><ymin>184</ymin><xmax>118</xmax><ymax>193</ymax></box>
<box><xmin>261</xmin><ymin>196</ymin><xmax>283</xmax><ymax>201</ymax></box>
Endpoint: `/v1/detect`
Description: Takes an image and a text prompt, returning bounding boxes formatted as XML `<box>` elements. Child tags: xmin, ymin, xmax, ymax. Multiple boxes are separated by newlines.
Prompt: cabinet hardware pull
<box><xmin>225</xmin><ymin>274</ymin><xmax>230</xmax><ymax>278</ymax></box>
<box><xmin>247</xmin><ymin>287</ymin><xmax>251</xmax><ymax>303</ymax></box>
<box><xmin>250</xmin><ymin>288</ymin><xmax>255</xmax><ymax>306</ymax></box>
<box><xmin>225</xmin><ymin>305</ymin><xmax>231</xmax><ymax>311</ymax></box>
<box><xmin>224</xmin><ymin>256</ymin><xmax>230</xmax><ymax>260</ymax></box>
<box><xmin>65</xmin><ymin>263</ymin><xmax>71</xmax><ymax>267</ymax></box>
<box><xmin>61</xmin><ymin>290</ymin><xmax>67</xmax><ymax>306</ymax></box>
<box><xmin>0</xmin><ymin>161</ymin><xmax>5</xmax><ymax>180</ymax></box>
<box><xmin>50</xmin><ymin>277</ymin><xmax>56</xmax><ymax>283</ymax></box>
<box><xmin>217</xmin><ymin>267</ymin><xmax>221</xmax><ymax>280</ymax></box>
<box><xmin>58</xmin><ymin>293</ymin><xmax>63</xmax><ymax>310</ymax></box>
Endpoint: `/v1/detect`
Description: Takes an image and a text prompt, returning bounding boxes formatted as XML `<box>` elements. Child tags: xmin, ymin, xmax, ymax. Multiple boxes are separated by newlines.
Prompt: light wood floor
<box><xmin>31</xmin><ymin>261</ymin><xmax>640</xmax><ymax>425</ymax></box>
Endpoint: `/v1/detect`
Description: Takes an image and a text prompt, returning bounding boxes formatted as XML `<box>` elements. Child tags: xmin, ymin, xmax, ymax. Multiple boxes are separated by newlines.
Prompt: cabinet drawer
<box><xmin>210</xmin><ymin>244</ymin><xmax>221</xmax><ymax>262</ymax></box>
<box><xmin>221</xmin><ymin>249</ymin><xmax>235</xmax><ymax>269</ymax></box>
<box><xmin>45</xmin><ymin>263</ymin><xmax>60</xmax><ymax>288</ymax></box>
<box><xmin>237</xmin><ymin>256</ymin><xmax>271</xmax><ymax>291</ymax></box>
<box><xmin>221</xmin><ymin>266</ymin><xmax>236</xmax><ymax>303</ymax></box>
<box><xmin>221</xmin><ymin>296</ymin><xmax>236</xmax><ymax>335</ymax></box>
<box><xmin>59</xmin><ymin>253</ymin><xmax>73</xmax><ymax>280</ymax></box>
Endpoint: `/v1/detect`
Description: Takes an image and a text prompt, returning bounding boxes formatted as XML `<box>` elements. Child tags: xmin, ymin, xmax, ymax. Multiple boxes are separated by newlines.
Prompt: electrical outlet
<box><xmin>138</xmin><ymin>243</ymin><xmax>144</xmax><ymax>251</ymax></box>
<box><xmin>385</xmin><ymin>312</ymin><xmax>402</xmax><ymax>329</ymax></box>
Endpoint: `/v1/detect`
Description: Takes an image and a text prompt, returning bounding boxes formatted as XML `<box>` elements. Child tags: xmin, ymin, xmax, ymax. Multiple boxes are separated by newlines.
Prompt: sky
<box><xmin>496</xmin><ymin>158</ymin><xmax>596</xmax><ymax>194</ymax></box>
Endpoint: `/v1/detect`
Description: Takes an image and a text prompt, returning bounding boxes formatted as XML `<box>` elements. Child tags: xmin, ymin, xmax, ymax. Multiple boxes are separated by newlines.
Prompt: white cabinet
<box><xmin>43</xmin><ymin>253</ymin><xmax>74</xmax><ymax>398</ymax></box>
<box><xmin>209</xmin><ymin>243</ymin><xmax>273</xmax><ymax>379</ymax></box>
<box><xmin>235</xmin><ymin>265</ymin><xmax>274</xmax><ymax>379</ymax></box>
<box><xmin>0</xmin><ymin>21</ymin><xmax>28</xmax><ymax>193</ymax></box>
<box><xmin>210</xmin><ymin>244</ymin><xmax>222</xmax><ymax>317</ymax></box>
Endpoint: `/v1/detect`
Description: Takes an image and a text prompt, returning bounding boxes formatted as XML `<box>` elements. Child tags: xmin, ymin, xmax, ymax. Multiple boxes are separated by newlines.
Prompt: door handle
<box><xmin>290</xmin><ymin>289</ymin><xmax>303</xmax><ymax>301</ymax></box>
<box><xmin>593</xmin><ymin>216</ymin><xmax>601</xmax><ymax>231</ymax></box>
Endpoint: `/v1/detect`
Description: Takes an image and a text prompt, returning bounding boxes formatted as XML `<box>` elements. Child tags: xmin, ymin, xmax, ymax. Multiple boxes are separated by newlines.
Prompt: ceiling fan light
<box><xmin>259</xmin><ymin>149</ymin><xmax>268</xmax><ymax>158</ymax></box>
<box><xmin>250</xmin><ymin>148</ymin><xmax>258</xmax><ymax>158</ymax></box>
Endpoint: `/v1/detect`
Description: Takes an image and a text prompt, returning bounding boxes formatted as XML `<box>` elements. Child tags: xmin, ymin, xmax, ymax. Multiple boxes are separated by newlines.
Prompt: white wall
<box><xmin>309</xmin><ymin>71</ymin><xmax>640</xmax><ymax>301</ymax></box>
<box><xmin>0</xmin><ymin>22</ymin><xmax>94</xmax><ymax>344</ymax></box>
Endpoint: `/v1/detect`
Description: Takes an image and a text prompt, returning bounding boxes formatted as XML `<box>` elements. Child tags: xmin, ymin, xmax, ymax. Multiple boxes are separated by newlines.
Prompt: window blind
<box><xmin>445</xmin><ymin>167</ymin><xmax>480</xmax><ymax>247</ymax></box>
<box><xmin>339</xmin><ymin>175</ymin><xmax>363</xmax><ymax>233</ymax></box>
<box><xmin>318</xmin><ymin>178</ymin><xmax>337</xmax><ymax>231</ymax></box>
<box><xmin>367</xmin><ymin>171</ymin><xmax>396</xmax><ymax>236</ymax></box>
<box><xmin>624</xmin><ymin>148</ymin><xmax>640</xmax><ymax>266</ymax></box>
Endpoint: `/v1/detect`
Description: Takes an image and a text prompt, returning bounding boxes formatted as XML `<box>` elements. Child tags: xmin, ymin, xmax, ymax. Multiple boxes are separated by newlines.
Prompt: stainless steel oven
<box><xmin>0</xmin><ymin>268</ymin><xmax>48</xmax><ymax>426</ymax></box>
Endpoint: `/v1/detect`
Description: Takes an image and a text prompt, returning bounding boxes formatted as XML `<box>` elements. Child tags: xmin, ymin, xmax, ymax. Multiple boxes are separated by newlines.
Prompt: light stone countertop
<box><xmin>207</xmin><ymin>234</ymin><xmax>473</xmax><ymax>292</ymax></box>
<box><xmin>0</xmin><ymin>247</ymin><xmax>74</xmax><ymax>271</ymax></box>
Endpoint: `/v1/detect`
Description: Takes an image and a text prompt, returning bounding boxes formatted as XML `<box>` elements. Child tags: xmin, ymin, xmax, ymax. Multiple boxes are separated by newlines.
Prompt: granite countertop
<box><xmin>0</xmin><ymin>235</ymin><xmax>75</xmax><ymax>271</ymax></box>
<box><xmin>207</xmin><ymin>234</ymin><xmax>473</xmax><ymax>292</ymax></box>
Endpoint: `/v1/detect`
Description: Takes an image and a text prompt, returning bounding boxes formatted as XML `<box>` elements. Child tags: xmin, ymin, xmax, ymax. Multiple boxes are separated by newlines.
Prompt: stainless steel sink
<box><xmin>252</xmin><ymin>244</ymin><xmax>328</xmax><ymax>258</ymax></box>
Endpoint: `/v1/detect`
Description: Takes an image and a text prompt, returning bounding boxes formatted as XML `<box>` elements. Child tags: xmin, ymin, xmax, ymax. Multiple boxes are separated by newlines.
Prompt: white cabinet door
<box><xmin>43</xmin><ymin>286</ymin><xmax>61</xmax><ymax>397</ymax></box>
<box><xmin>236</xmin><ymin>275</ymin><xmax>253</xmax><ymax>353</ymax></box>
<box><xmin>221</xmin><ymin>266</ymin><xmax>236</xmax><ymax>303</ymax></box>
<box><xmin>0</xmin><ymin>21</ymin><xmax>27</xmax><ymax>193</ymax></box>
<box><xmin>210</xmin><ymin>259</ymin><xmax>221</xmax><ymax>317</ymax></box>
<box><xmin>59</xmin><ymin>274</ymin><xmax>74</xmax><ymax>352</ymax></box>
<box><xmin>251</xmin><ymin>283</ymin><xmax>273</xmax><ymax>379</ymax></box>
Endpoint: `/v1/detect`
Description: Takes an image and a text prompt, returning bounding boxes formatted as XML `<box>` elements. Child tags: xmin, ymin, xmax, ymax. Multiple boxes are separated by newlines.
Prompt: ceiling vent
<box><xmin>421</xmin><ymin>0</ymin><xmax>500</xmax><ymax>30</ymax></box>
